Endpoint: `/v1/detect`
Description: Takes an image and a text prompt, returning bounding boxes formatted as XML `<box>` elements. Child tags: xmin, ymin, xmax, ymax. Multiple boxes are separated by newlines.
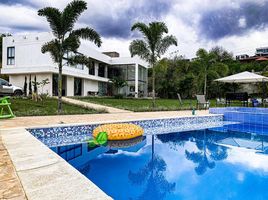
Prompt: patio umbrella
<box><xmin>215</xmin><ymin>71</ymin><xmax>268</xmax><ymax>101</ymax></box>
<box><xmin>215</xmin><ymin>71</ymin><xmax>268</xmax><ymax>83</ymax></box>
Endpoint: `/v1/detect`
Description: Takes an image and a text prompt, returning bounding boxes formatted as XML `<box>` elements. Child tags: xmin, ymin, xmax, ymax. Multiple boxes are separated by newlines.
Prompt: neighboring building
<box><xmin>255</xmin><ymin>47</ymin><xmax>268</xmax><ymax>56</ymax></box>
<box><xmin>236</xmin><ymin>47</ymin><xmax>268</xmax><ymax>62</ymax></box>
<box><xmin>1</xmin><ymin>33</ymin><xmax>149</xmax><ymax>97</ymax></box>
<box><xmin>235</xmin><ymin>54</ymin><xmax>249</xmax><ymax>60</ymax></box>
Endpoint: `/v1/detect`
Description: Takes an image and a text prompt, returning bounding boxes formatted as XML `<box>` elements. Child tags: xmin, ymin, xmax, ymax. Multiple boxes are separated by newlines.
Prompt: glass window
<box><xmin>7</xmin><ymin>47</ymin><xmax>15</xmax><ymax>65</ymax></box>
<box><xmin>74</xmin><ymin>77</ymin><xmax>82</xmax><ymax>96</ymax></box>
<box><xmin>0</xmin><ymin>79</ymin><xmax>9</xmax><ymax>86</ymax></box>
<box><xmin>127</xmin><ymin>65</ymin><xmax>135</xmax><ymax>80</ymax></box>
<box><xmin>98</xmin><ymin>82</ymin><xmax>107</xmax><ymax>96</ymax></box>
<box><xmin>98</xmin><ymin>63</ymin><xmax>105</xmax><ymax>77</ymax></box>
<box><xmin>89</xmin><ymin>61</ymin><xmax>95</xmax><ymax>75</ymax></box>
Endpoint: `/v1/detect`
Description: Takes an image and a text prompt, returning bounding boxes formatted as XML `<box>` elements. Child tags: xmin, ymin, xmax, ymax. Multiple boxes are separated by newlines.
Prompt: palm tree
<box><xmin>194</xmin><ymin>48</ymin><xmax>229</xmax><ymax>98</ymax></box>
<box><xmin>129</xmin><ymin>22</ymin><xmax>177</xmax><ymax>107</ymax></box>
<box><xmin>128</xmin><ymin>135</ymin><xmax>176</xmax><ymax>199</ymax></box>
<box><xmin>38</xmin><ymin>0</ymin><xmax>102</xmax><ymax>113</ymax></box>
<box><xmin>109</xmin><ymin>77</ymin><xmax>128</xmax><ymax>95</ymax></box>
<box><xmin>185</xmin><ymin>130</ymin><xmax>228</xmax><ymax>175</ymax></box>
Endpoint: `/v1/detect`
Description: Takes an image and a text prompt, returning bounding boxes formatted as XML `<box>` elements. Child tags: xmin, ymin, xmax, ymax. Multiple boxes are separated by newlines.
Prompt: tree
<box><xmin>109</xmin><ymin>77</ymin><xmax>128</xmax><ymax>96</ymax></box>
<box><xmin>29</xmin><ymin>75</ymin><xmax>32</xmax><ymax>96</ymax></box>
<box><xmin>185</xmin><ymin>130</ymin><xmax>228</xmax><ymax>175</ymax></box>
<box><xmin>38</xmin><ymin>0</ymin><xmax>102</xmax><ymax>113</ymax></box>
<box><xmin>33</xmin><ymin>76</ymin><xmax>38</xmax><ymax>93</ymax></box>
<box><xmin>194</xmin><ymin>48</ymin><xmax>229</xmax><ymax>98</ymax></box>
<box><xmin>128</xmin><ymin>135</ymin><xmax>176</xmax><ymax>199</ymax></box>
<box><xmin>129</xmin><ymin>22</ymin><xmax>177</xmax><ymax>107</ymax></box>
<box><xmin>23</xmin><ymin>76</ymin><xmax>27</xmax><ymax>96</ymax></box>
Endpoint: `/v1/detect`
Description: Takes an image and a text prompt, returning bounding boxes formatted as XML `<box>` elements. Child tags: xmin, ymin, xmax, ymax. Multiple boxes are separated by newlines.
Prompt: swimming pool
<box><xmin>29</xmin><ymin>116</ymin><xmax>268</xmax><ymax>200</ymax></box>
<box><xmin>210</xmin><ymin>107</ymin><xmax>268</xmax><ymax>125</ymax></box>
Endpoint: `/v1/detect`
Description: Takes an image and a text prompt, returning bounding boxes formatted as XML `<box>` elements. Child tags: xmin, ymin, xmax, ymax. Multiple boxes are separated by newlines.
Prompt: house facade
<box><xmin>1</xmin><ymin>33</ymin><xmax>149</xmax><ymax>97</ymax></box>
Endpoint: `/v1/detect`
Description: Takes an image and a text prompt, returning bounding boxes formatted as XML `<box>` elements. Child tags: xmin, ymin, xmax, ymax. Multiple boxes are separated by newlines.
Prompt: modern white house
<box><xmin>1</xmin><ymin>32</ymin><xmax>149</xmax><ymax>97</ymax></box>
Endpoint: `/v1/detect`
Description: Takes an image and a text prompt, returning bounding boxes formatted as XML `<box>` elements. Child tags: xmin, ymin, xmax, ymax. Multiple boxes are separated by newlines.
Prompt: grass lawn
<box><xmin>74</xmin><ymin>97</ymin><xmax>220</xmax><ymax>112</ymax></box>
<box><xmin>8</xmin><ymin>97</ymin><xmax>106</xmax><ymax>117</ymax></box>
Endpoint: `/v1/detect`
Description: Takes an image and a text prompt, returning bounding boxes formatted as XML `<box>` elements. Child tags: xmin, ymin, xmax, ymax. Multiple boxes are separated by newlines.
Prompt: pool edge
<box><xmin>0</xmin><ymin>113</ymin><xmax>222</xmax><ymax>199</ymax></box>
<box><xmin>0</xmin><ymin>128</ymin><xmax>113</xmax><ymax>200</ymax></box>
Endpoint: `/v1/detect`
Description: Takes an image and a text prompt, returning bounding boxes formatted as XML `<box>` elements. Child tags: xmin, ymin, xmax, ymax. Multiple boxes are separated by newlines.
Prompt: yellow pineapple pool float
<box><xmin>93</xmin><ymin>123</ymin><xmax>144</xmax><ymax>140</ymax></box>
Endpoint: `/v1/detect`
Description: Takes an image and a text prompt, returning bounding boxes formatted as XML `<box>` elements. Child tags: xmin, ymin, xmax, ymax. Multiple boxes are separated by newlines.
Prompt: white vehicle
<box><xmin>0</xmin><ymin>78</ymin><xmax>23</xmax><ymax>96</ymax></box>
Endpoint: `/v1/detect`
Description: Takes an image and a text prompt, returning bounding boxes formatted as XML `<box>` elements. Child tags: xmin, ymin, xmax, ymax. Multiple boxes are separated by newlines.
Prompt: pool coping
<box><xmin>0</xmin><ymin>114</ymin><xmax>223</xmax><ymax>200</ymax></box>
<box><xmin>2</xmin><ymin>113</ymin><xmax>222</xmax><ymax>130</ymax></box>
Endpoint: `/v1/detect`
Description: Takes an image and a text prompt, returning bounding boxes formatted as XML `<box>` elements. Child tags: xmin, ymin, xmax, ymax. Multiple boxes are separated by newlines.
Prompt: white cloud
<box><xmin>1</xmin><ymin>0</ymin><xmax>268</xmax><ymax>59</ymax></box>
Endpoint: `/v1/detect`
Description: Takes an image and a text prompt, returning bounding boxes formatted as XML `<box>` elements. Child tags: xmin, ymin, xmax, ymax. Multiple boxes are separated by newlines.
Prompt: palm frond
<box><xmin>61</xmin><ymin>0</ymin><xmax>87</xmax><ymax>34</ymax></box>
<box><xmin>41</xmin><ymin>39</ymin><xmax>60</xmax><ymax>62</ymax></box>
<box><xmin>148</xmin><ymin>22</ymin><xmax>168</xmax><ymax>49</ymax></box>
<box><xmin>131</xmin><ymin>22</ymin><xmax>152</xmax><ymax>42</ymax></box>
<box><xmin>131</xmin><ymin>22</ymin><xmax>170</xmax><ymax>55</ymax></box>
<box><xmin>38</xmin><ymin>7</ymin><xmax>62</xmax><ymax>37</ymax></box>
<box><xmin>62</xmin><ymin>35</ymin><xmax>80</xmax><ymax>52</ymax></box>
<box><xmin>70</xmin><ymin>27</ymin><xmax>102</xmax><ymax>47</ymax></box>
<box><xmin>156</xmin><ymin>35</ymin><xmax>177</xmax><ymax>57</ymax></box>
<box><xmin>129</xmin><ymin>39</ymin><xmax>151</xmax><ymax>63</ymax></box>
<box><xmin>131</xmin><ymin>22</ymin><xmax>149</xmax><ymax>33</ymax></box>
<box><xmin>149</xmin><ymin>21</ymin><xmax>168</xmax><ymax>34</ymax></box>
<box><xmin>66</xmin><ymin>54</ymin><xmax>90</xmax><ymax>67</ymax></box>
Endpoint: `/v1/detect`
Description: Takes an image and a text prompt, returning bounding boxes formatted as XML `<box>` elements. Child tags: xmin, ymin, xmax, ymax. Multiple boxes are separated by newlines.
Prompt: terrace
<box><xmin>2</xmin><ymin>0</ymin><xmax>268</xmax><ymax>199</ymax></box>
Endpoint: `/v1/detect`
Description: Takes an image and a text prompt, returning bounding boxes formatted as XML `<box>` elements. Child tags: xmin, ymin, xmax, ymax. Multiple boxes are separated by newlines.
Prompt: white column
<box><xmin>104</xmin><ymin>65</ymin><xmax>108</xmax><ymax>78</ymax></box>
<box><xmin>135</xmin><ymin>63</ymin><xmax>139</xmax><ymax>98</ymax></box>
<box><xmin>66</xmin><ymin>76</ymin><xmax>74</xmax><ymax>96</ymax></box>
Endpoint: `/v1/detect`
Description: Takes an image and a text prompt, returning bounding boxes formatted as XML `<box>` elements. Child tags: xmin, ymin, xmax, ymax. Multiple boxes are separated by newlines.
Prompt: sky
<box><xmin>1</xmin><ymin>0</ymin><xmax>268</xmax><ymax>58</ymax></box>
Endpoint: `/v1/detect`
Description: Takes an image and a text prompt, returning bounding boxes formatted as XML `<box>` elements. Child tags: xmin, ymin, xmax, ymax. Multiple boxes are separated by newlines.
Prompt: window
<box><xmin>0</xmin><ymin>79</ymin><xmax>9</xmax><ymax>86</ymax></box>
<box><xmin>7</xmin><ymin>47</ymin><xmax>15</xmax><ymax>65</ymax></box>
<box><xmin>64</xmin><ymin>51</ymin><xmax>84</xmax><ymax>70</ymax></box>
<box><xmin>89</xmin><ymin>61</ymin><xmax>95</xmax><ymax>75</ymax></box>
<box><xmin>98</xmin><ymin>63</ymin><xmax>105</xmax><ymax>77</ymax></box>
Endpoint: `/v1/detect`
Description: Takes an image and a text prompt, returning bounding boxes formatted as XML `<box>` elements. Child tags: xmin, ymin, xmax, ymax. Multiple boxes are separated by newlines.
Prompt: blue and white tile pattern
<box><xmin>29</xmin><ymin>115</ymin><xmax>224</xmax><ymax>147</ymax></box>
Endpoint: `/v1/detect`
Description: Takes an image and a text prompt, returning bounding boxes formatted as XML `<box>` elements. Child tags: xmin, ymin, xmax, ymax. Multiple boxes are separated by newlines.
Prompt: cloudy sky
<box><xmin>1</xmin><ymin>0</ymin><xmax>268</xmax><ymax>58</ymax></box>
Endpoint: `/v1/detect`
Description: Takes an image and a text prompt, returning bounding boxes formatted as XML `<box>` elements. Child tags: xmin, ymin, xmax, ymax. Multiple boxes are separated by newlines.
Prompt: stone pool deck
<box><xmin>0</xmin><ymin>136</ymin><xmax>27</xmax><ymax>200</ymax></box>
<box><xmin>1</xmin><ymin>110</ymin><xmax>209</xmax><ymax>129</ymax></box>
<box><xmin>0</xmin><ymin>110</ymin><xmax>211</xmax><ymax>199</ymax></box>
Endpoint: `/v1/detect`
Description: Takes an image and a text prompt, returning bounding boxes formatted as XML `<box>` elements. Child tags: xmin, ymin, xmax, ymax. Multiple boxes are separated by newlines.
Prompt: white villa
<box><xmin>1</xmin><ymin>33</ymin><xmax>148</xmax><ymax>97</ymax></box>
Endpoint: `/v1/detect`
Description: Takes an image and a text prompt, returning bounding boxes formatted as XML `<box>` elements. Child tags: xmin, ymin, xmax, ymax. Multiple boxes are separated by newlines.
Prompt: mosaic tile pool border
<box><xmin>28</xmin><ymin>115</ymin><xmax>223</xmax><ymax>147</ymax></box>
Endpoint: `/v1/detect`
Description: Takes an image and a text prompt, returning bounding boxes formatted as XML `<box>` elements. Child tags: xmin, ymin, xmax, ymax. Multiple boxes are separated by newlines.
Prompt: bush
<box><xmin>114</xmin><ymin>94</ymin><xmax>124</xmax><ymax>99</ymax></box>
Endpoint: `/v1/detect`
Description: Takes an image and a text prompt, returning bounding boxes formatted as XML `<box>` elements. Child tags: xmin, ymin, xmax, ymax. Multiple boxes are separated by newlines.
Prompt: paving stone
<box><xmin>6</xmin><ymin>195</ymin><xmax>27</xmax><ymax>200</ymax></box>
<box><xmin>0</xmin><ymin>162</ymin><xmax>17</xmax><ymax>182</ymax></box>
<box><xmin>0</xmin><ymin>137</ymin><xmax>27</xmax><ymax>200</ymax></box>
<box><xmin>0</xmin><ymin>179</ymin><xmax>25</xmax><ymax>199</ymax></box>
<box><xmin>1</xmin><ymin>110</ymin><xmax>210</xmax><ymax>129</ymax></box>
<box><xmin>18</xmin><ymin>161</ymin><xmax>111</xmax><ymax>200</ymax></box>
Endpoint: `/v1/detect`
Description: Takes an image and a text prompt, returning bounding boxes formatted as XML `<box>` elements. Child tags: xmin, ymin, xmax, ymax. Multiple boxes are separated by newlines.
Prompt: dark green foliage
<box><xmin>33</xmin><ymin>76</ymin><xmax>37</xmax><ymax>93</ymax></box>
<box><xmin>29</xmin><ymin>75</ymin><xmax>32</xmax><ymax>96</ymax></box>
<box><xmin>109</xmin><ymin>77</ymin><xmax>128</xmax><ymax>96</ymax></box>
<box><xmin>151</xmin><ymin>46</ymin><xmax>268</xmax><ymax>99</ymax></box>
<box><xmin>23</xmin><ymin>76</ymin><xmax>27</xmax><ymax>96</ymax></box>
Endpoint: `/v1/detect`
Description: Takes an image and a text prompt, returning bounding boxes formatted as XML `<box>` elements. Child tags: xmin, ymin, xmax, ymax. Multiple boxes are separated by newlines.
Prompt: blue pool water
<box><xmin>47</xmin><ymin>122</ymin><xmax>268</xmax><ymax>200</ymax></box>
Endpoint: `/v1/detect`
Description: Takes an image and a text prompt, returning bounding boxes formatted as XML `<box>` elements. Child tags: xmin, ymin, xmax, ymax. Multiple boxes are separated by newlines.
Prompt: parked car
<box><xmin>0</xmin><ymin>78</ymin><xmax>23</xmax><ymax>96</ymax></box>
